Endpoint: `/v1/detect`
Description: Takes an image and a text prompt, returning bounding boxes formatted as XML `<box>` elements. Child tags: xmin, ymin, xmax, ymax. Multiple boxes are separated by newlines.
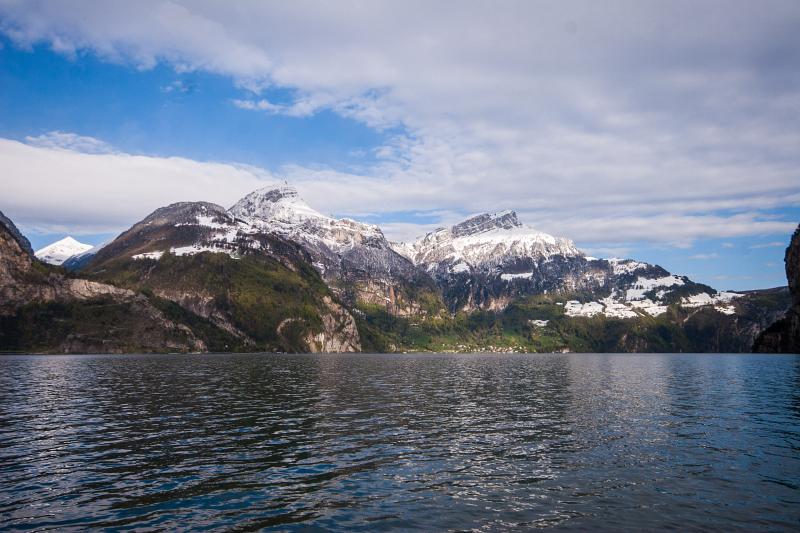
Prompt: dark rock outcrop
<box><xmin>0</xmin><ymin>209</ymin><xmax>33</xmax><ymax>256</ymax></box>
<box><xmin>753</xmin><ymin>225</ymin><xmax>800</xmax><ymax>353</ymax></box>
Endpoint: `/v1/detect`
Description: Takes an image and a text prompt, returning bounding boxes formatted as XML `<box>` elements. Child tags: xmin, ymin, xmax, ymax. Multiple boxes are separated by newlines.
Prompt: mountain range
<box><xmin>2</xmin><ymin>184</ymin><xmax>794</xmax><ymax>354</ymax></box>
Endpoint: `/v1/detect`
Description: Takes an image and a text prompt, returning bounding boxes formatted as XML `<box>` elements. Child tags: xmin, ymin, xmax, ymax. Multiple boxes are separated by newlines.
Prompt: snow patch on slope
<box><xmin>608</xmin><ymin>258</ymin><xmax>649</xmax><ymax>275</ymax></box>
<box><xmin>682</xmin><ymin>291</ymin><xmax>740</xmax><ymax>315</ymax></box>
<box><xmin>563</xmin><ymin>270</ymin><xmax>740</xmax><ymax>319</ymax></box>
<box><xmin>564</xmin><ymin>300</ymin><xmax>605</xmax><ymax>317</ymax></box>
<box><xmin>625</xmin><ymin>275</ymin><xmax>685</xmax><ymax>301</ymax></box>
<box><xmin>132</xmin><ymin>251</ymin><xmax>164</xmax><ymax>260</ymax></box>
<box><xmin>500</xmin><ymin>272</ymin><xmax>534</xmax><ymax>281</ymax></box>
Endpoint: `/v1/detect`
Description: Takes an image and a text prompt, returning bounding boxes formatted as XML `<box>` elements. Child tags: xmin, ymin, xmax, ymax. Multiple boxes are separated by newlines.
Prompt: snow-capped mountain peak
<box><xmin>408</xmin><ymin>211</ymin><xmax>583</xmax><ymax>269</ymax></box>
<box><xmin>229</xmin><ymin>185</ymin><xmax>326</xmax><ymax>226</ymax></box>
<box><xmin>35</xmin><ymin>236</ymin><xmax>93</xmax><ymax>265</ymax></box>
<box><xmin>225</xmin><ymin>185</ymin><xmax>414</xmax><ymax>288</ymax></box>
<box><xmin>228</xmin><ymin>185</ymin><xmax>384</xmax><ymax>246</ymax></box>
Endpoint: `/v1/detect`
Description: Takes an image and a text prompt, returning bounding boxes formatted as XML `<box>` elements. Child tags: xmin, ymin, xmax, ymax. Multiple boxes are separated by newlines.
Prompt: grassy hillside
<box><xmin>86</xmin><ymin>250</ymin><xmax>353</xmax><ymax>352</ymax></box>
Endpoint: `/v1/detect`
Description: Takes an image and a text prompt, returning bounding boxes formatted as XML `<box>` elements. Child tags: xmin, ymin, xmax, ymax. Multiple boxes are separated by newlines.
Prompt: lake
<box><xmin>1</xmin><ymin>353</ymin><xmax>798</xmax><ymax>531</ymax></box>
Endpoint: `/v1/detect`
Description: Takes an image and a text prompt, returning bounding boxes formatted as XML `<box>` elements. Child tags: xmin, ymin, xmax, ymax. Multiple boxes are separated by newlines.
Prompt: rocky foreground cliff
<box><xmin>0</xmin><ymin>207</ymin><xmax>361</xmax><ymax>354</ymax></box>
<box><xmin>0</xmin><ymin>209</ymin><xmax>207</xmax><ymax>353</ymax></box>
<box><xmin>753</xmin><ymin>225</ymin><xmax>800</xmax><ymax>353</ymax></box>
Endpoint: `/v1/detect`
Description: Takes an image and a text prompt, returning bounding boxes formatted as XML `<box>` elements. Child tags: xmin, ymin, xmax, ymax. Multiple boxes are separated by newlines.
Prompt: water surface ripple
<box><xmin>1</xmin><ymin>353</ymin><xmax>799</xmax><ymax>531</ymax></box>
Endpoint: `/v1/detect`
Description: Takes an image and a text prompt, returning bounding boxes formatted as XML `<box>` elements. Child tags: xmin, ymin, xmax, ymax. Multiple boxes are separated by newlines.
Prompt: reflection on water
<box><xmin>0</xmin><ymin>353</ymin><xmax>798</xmax><ymax>530</ymax></box>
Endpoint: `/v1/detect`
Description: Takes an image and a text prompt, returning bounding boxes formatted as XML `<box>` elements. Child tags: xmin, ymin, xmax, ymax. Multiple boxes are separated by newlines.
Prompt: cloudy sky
<box><xmin>1</xmin><ymin>0</ymin><xmax>798</xmax><ymax>289</ymax></box>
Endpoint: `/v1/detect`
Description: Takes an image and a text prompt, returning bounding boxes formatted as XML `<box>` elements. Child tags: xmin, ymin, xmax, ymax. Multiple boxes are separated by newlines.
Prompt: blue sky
<box><xmin>0</xmin><ymin>40</ymin><xmax>387</xmax><ymax>171</ymax></box>
<box><xmin>0</xmin><ymin>1</ymin><xmax>798</xmax><ymax>290</ymax></box>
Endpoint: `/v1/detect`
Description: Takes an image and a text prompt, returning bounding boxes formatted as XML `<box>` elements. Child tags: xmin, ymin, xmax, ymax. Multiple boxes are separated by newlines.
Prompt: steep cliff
<box><xmin>0</xmin><ymin>209</ymin><xmax>33</xmax><ymax>255</ymax></box>
<box><xmin>0</xmin><ymin>212</ymin><xmax>208</xmax><ymax>353</ymax></box>
<box><xmin>753</xmin><ymin>225</ymin><xmax>800</xmax><ymax>353</ymax></box>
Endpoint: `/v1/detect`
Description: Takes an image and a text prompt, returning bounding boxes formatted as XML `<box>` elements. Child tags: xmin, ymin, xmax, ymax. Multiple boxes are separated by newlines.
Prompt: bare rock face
<box><xmin>304</xmin><ymin>296</ymin><xmax>362</xmax><ymax>353</ymax></box>
<box><xmin>152</xmin><ymin>288</ymin><xmax>254</xmax><ymax>344</ymax></box>
<box><xmin>0</xmin><ymin>217</ymin><xmax>62</xmax><ymax>314</ymax></box>
<box><xmin>787</xmin><ymin>226</ymin><xmax>800</xmax><ymax>306</ymax></box>
<box><xmin>65</xmin><ymin>279</ymin><xmax>136</xmax><ymax>300</ymax></box>
<box><xmin>754</xmin><ymin>225</ymin><xmax>800</xmax><ymax>353</ymax></box>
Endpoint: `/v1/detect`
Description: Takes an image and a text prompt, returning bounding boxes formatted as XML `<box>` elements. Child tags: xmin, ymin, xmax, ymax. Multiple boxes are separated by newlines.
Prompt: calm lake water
<box><xmin>1</xmin><ymin>353</ymin><xmax>799</xmax><ymax>531</ymax></box>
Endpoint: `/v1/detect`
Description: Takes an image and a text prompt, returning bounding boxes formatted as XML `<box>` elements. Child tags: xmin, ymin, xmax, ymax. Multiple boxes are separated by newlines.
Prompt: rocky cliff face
<box><xmin>0</xmin><ymin>213</ymin><xmax>207</xmax><ymax>353</ymax></box>
<box><xmin>754</xmin><ymin>225</ymin><xmax>800</xmax><ymax>353</ymax></box>
<box><xmin>303</xmin><ymin>296</ymin><xmax>361</xmax><ymax>353</ymax></box>
<box><xmin>0</xmin><ymin>209</ymin><xmax>33</xmax><ymax>256</ymax></box>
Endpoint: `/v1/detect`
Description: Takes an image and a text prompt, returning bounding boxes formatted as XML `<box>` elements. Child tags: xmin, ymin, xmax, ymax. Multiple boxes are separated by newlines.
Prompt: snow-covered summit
<box><xmin>229</xmin><ymin>186</ymin><xmax>324</xmax><ymax>226</ymax></box>
<box><xmin>229</xmin><ymin>185</ymin><xmax>384</xmax><ymax>249</ymax></box>
<box><xmin>35</xmin><ymin>236</ymin><xmax>93</xmax><ymax>265</ymax></box>
<box><xmin>407</xmin><ymin>210</ymin><xmax>583</xmax><ymax>270</ymax></box>
<box><xmin>226</xmin><ymin>185</ymin><xmax>416</xmax><ymax>289</ymax></box>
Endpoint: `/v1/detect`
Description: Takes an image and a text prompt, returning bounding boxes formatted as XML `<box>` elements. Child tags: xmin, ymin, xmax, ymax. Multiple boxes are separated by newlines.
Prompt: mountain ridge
<box><xmin>79</xmin><ymin>199</ymin><xmax>363</xmax><ymax>353</ymax></box>
<box><xmin>11</xmin><ymin>184</ymin><xmax>793</xmax><ymax>353</ymax></box>
<box><xmin>38</xmin><ymin>185</ymin><xmax>782</xmax><ymax>319</ymax></box>
<box><xmin>228</xmin><ymin>185</ymin><xmax>437</xmax><ymax>316</ymax></box>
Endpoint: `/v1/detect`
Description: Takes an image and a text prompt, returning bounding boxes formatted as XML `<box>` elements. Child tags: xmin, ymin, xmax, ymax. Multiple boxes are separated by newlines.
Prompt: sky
<box><xmin>0</xmin><ymin>0</ymin><xmax>798</xmax><ymax>290</ymax></box>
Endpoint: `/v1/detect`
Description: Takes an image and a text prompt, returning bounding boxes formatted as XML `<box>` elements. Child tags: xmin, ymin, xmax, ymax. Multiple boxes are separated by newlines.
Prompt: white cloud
<box><xmin>711</xmin><ymin>275</ymin><xmax>754</xmax><ymax>281</ymax></box>
<box><xmin>0</xmin><ymin>1</ymin><xmax>799</xmax><ymax>246</ymax></box>
<box><xmin>1</xmin><ymin>134</ymin><xmax>797</xmax><ymax>246</ymax></box>
<box><xmin>231</xmin><ymin>97</ymin><xmax>317</xmax><ymax>118</ymax></box>
<box><xmin>24</xmin><ymin>131</ymin><xmax>116</xmax><ymax>154</ymax></box>
<box><xmin>750</xmin><ymin>241</ymin><xmax>787</xmax><ymax>249</ymax></box>
<box><xmin>161</xmin><ymin>79</ymin><xmax>192</xmax><ymax>94</ymax></box>
<box><xmin>579</xmin><ymin>246</ymin><xmax>634</xmax><ymax>259</ymax></box>
<box><xmin>377</xmin><ymin>221</ymin><xmax>450</xmax><ymax>243</ymax></box>
<box><xmin>689</xmin><ymin>253</ymin><xmax>720</xmax><ymax>260</ymax></box>
<box><xmin>0</xmin><ymin>137</ymin><xmax>272</xmax><ymax>233</ymax></box>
